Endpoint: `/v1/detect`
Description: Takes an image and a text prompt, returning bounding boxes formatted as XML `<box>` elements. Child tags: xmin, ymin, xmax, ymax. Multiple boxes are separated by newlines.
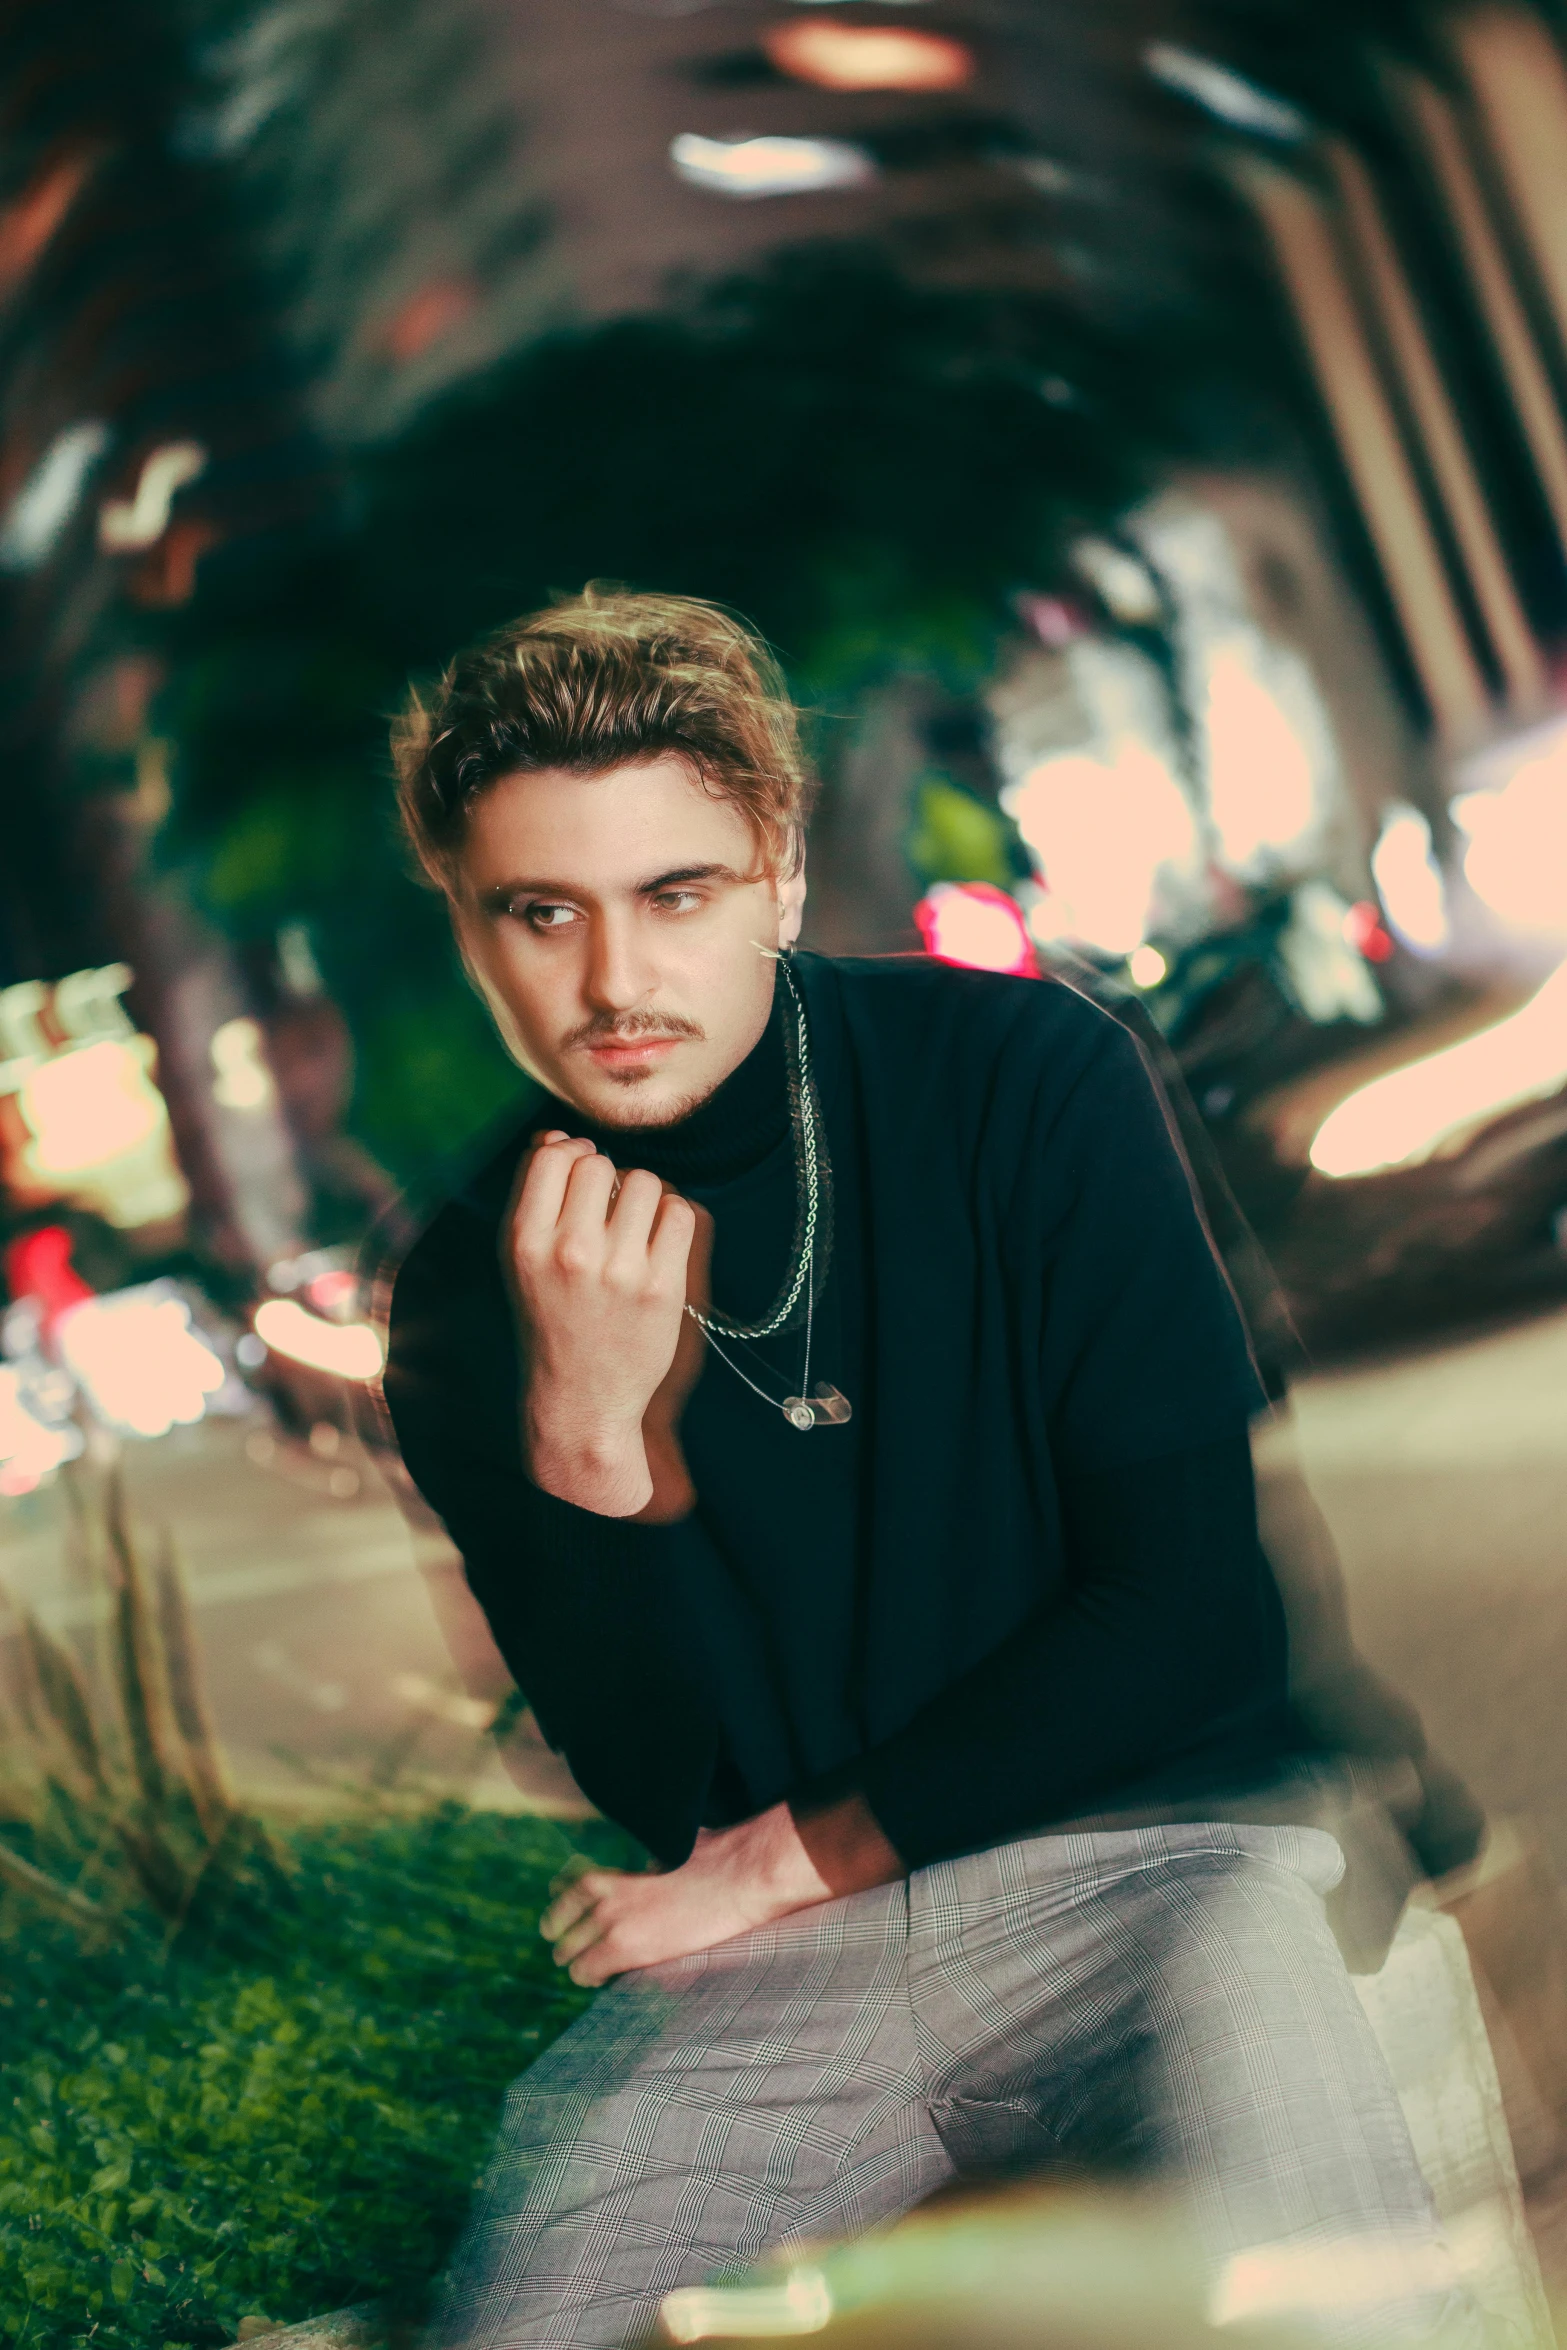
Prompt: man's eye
<box><xmin>652</xmin><ymin>890</ymin><xmax>702</xmax><ymax>914</ymax></box>
<box><xmin>523</xmin><ymin>903</ymin><xmax>579</xmax><ymax>931</ymax></box>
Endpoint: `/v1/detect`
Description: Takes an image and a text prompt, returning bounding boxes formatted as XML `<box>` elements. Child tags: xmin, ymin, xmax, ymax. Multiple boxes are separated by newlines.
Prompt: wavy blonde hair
<box><xmin>391</xmin><ymin>586</ymin><xmax>813</xmax><ymax>891</ymax></box>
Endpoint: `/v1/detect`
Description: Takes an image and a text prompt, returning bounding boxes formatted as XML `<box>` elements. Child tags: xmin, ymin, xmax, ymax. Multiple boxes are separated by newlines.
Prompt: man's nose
<box><xmin>582</xmin><ymin>911</ymin><xmax>656</xmax><ymax>1013</ymax></box>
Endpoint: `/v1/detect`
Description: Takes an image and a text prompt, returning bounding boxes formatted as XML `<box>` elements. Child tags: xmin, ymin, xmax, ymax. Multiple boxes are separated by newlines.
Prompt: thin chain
<box><xmin>685</xmin><ymin>958</ymin><xmax>819</xmax><ymax>1344</ymax></box>
<box><xmin>801</xmin><ymin>1202</ymin><xmax>814</xmax><ymax>1398</ymax></box>
<box><xmin>696</xmin><ymin>1256</ymin><xmax>813</xmax><ymax>1418</ymax></box>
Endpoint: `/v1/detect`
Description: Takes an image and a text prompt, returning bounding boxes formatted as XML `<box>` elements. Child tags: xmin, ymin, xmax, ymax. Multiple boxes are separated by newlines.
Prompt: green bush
<box><xmin>0</xmin><ymin>1806</ymin><xmax>607</xmax><ymax>2348</ymax></box>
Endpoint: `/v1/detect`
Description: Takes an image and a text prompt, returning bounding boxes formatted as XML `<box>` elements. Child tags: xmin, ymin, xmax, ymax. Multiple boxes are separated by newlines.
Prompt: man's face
<box><xmin>450</xmin><ymin>755</ymin><xmax>794</xmax><ymax>1128</ymax></box>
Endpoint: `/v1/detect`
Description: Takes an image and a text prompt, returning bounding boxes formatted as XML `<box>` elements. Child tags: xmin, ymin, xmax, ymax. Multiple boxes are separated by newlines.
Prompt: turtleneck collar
<box><xmin>555</xmin><ymin>969</ymin><xmax>789</xmax><ymax>1190</ymax></box>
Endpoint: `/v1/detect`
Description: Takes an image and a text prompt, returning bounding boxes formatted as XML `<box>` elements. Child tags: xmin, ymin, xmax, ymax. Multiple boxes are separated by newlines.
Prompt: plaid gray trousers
<box><xmin>434</xmin><ymin>1822</ymin><xmax>1465</xmax><ymax>2350</ymax></box>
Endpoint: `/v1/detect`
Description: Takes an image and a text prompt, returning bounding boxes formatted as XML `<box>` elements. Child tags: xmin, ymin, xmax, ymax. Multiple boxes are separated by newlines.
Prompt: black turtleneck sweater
<box><xmin>385</xmin><ymin>953</ymin><xmax>1296</xmax><ymax>1868</ymax></box>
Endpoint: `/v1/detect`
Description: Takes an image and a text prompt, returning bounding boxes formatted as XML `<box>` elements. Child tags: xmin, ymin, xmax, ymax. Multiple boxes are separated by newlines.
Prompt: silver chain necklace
<box><xmin>684</xmin><ymin>957</ymin><xmax>851</xmax><ymax>1432</ymax></box>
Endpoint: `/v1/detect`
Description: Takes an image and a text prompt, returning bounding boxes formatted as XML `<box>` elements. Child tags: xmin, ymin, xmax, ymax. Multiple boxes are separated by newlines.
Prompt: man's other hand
<box><xmin>539</xmin><ymin>1803</ymin><xmax>838</xmax><ymax>1986</ymax></box>
<box><xmin>508</xmin><ymin>1131</ymin><xmax>696</xmax><ymax>1518</ymax></box>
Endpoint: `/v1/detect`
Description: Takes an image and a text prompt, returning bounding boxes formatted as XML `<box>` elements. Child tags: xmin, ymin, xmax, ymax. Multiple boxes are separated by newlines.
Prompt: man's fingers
<box><xmin>557</xmin><ymin>1150</ymin><xmax>619</xmax><ymax>1247</ymax></box>
<box><xmin>649</xmin><ymin>1189</ymin><xmax>697</xmax><ymax>1283</ymax></box>
<box><xmin>513</xmin><ymin>1136</ymin><xmax>597</xmax><ymax>1250</ymax></box>
<box><xmin>539</xmin><ymin>1868</ymin><xmax>616</xmax><ymax>1942</ymax></box>
<box><xmin>550</xmin><ymin>1911</ymin><xmax>611</xmax><ymax>1968</ymax></box>
<box><xmin>604</xmin><ymin>1167</ymin><xmax>664</xmax><ymax>1263</ymax></box>
<box><xmin>538</xmin><ymin>1889</ymin><xmax>588</xmax><ymax>1943</ymax></box>
<box><xmin>527</xmin><ymin>1133</ymin><xmax>594</xmax><ymax>1171</ymax></box>
<box><xmin>547</xmin><ymin>1855</ymin><xmax>595</xmax><ymax>1897</ymax></box>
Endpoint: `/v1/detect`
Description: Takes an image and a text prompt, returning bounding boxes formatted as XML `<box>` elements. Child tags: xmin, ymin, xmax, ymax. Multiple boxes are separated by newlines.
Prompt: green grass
<box><xmin>0</xmin><ymin>1806</ymin><xmax>610</xmax><ymax>2348</ymax></box>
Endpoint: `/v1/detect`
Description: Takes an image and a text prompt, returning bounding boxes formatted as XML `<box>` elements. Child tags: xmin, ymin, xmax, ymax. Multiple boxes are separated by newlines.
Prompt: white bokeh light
<box><xmin>0</xmin><ymin>1367</ymin><xmax>82</xmax><ymax>1498</ymax></box>
<box><xmin>1205</xmin><ymin>641</ymin><xmax>1318</xmax><ymax>872</ymax></box>
<box><xmin>669</xmin><ymin>133</ymin><xmax>875</xmax><ymax>199</ymax></box>
<box><xmin>1006</xmin><ymin>739</ymin><xmax>1196</xmax><ymax>958</ymax></box>
<box><xmin>1310</xmin><ymin>958</ymin><xmax>1567</xmax><ymax>1178</ymax></box>
<box><xmin>55</xmin><ymin>1287</ymin><xmax>226</xmax><ymax>1439</ymax></box>
<box><xmin>0</xmin><ymin>420</ymin><xmax>110</xmax><ymax>571</ymax></box>
<box><xmin>254</xmin><ymin>1297</ymin><xmax>385</xmax><ymax>1380</ymax></box>
<box><xmin>18</xmin><ymin>1039</ymin><xmax>165</xmax><ymax>1174</ymax></box>
<box><xmin>1371</xmin><ymin>805</ymin><xmax>1449</xmax><ymax>951</ymax></box>
<box><xmin>1451</xmin><ymin>728</ymin><xmax>1567</xmax><ymax>937</ymax></box>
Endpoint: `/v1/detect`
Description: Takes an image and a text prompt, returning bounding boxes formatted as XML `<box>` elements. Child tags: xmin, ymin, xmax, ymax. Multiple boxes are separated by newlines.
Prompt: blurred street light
<box><xmin>1144</xmin><ymin>42</ymin><xmax>1307</xmax><ymax>142</ymax></box>
<box><xmin>98</xmin><ymin>440</ymin><xmax>208</xmax><ymax>552</ymax></box>
<box><xmin>253</xmin><ymin>1297</ymin><xmax>384</xmax><ymax>1381</ymax></box>
<box><xmin>915</xmin><ymin>881</ymin><xmax>1036</xmax><ymax>976</ymax></box>
<box><xmin>1006</xmin><ymin>742</ymin><xmax>1197</xmax><ymax>960</ymax></box>
<box><xmin>763</xmin><ymin>19</ymin><xmax>973</xmax><ymax>93</ymax></box>
<box><xmin>56</xmin><ymin>1286</ymin><xmax>226</xmax><ymax>1439</ymax></box>
<box><xmin>1371</xmin><ymin>807</ymin><xmax>1449</xmax><ymax>954</ymax></box>
<box><xmin>1311</xmin><ymin>960</ymin><xmax>1567</xmax><ymax>1178</ymax></box>
<box><xmin>669</xmin><ymin>131</ymin><xmax>876</xmax><ymax>198</ymax></box>
<box><xmin>0</xmin><ymin>422</ymin><xmax>110</xmax><ymax>571</ymax></box>
<box><xmin>1452</xmin><ymin>774</ymin><xmax>1567</xmax><ymax>939</ymax></box>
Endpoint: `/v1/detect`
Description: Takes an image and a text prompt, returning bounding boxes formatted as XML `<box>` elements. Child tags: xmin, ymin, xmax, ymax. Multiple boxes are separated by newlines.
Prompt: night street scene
<box><xmin>6</xmin><ymin>3</ymin><xmax>1567</xmax><ymax>2347</ymax></box>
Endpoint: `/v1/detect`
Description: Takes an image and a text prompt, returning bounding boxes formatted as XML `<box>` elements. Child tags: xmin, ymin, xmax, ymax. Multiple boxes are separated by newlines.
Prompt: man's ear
<box><xmin>777</xmin><ymin>861</ymin><xmax>806</xmax><ymax>948</ymax></box>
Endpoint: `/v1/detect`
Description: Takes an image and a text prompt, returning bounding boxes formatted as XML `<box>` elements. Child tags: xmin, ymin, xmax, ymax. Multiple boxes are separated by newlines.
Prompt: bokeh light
<box><xmin>55</xmin><ymin>1287</ymin><xmax>227</xmax><ymax>1438</ymax></box>
<box><xmin>1310</xmin><ymin>958</ymin><xmax>1567</xmax><ymax>1177</ymax></box>
<box><xmin>0</xmin><ymin>1366</ymin><xmax>81</xmax><ymax>1496</ymax></box>
<box><xmin>254</xmin><ymin>1296</ymin><xmax>385</xmax><ymax>1380</ymax></box>
<box><xmin>1204</xmin><ymin>642</ymin><xmax>1319</xmax><ymax>872</ymax></box>
<box><xmin>1451</xmin><ymin>726</ymin><xmax>1567</xmax><ymax>937</ymax></box>
<box><xmin>915</xmin><ymin>882</ymin><xmax>1036</xmax><ymax>976</ymax></box>
<box><xmin>1007</xmin><ymin>742</ymin><xmax>1197</xmax><ymax>958</ymax></box>
<box><xmin>764</xmin><ymin>20</ymin><xmax>975</xmax><ymax>94</ymax></box>
<box><xmin>98</xmin><ymin>439</ymin><xmax>207</xmax><ymax>553</ymax></box>
<box><xmin>1371</xmin><ymin>805</ymin><xmax>1450</xmax><ymax>951</ymax></box>
<box><xmin>669</xmin><ymin>133</ymin><xmax>876</xmax><ymax>200</ymax></box>
<box><xmin>19</xmin><ymin>1038</ymin><xmax>166</xmax><ymax>1174</ymax></box>
<box><xmin>0</xmin><ymin>420</ymin><xmax>108</xmax><ymax>570</ymax></box>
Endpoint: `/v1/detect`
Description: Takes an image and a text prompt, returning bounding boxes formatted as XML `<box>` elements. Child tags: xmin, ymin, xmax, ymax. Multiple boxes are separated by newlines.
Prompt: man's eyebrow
<box><xmin>637</xmin><ymin>863</ymin><xmax>745</xmax><ymax>892</ymax></box>
<box><xmin>478</xmin><ymin>877</ymin><xmax>568</xmax><ymax>908</ymax></box>
<box><xmin>478</xmin><ymin>862</ymin><xmax>745</xmax><ymax>908</ymax></box>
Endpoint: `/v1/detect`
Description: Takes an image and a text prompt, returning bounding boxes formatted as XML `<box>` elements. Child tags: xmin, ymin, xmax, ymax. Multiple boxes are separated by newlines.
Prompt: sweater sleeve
<box><xmin>809</xmin><ymin>1429</ymin><xmax>1293</xmax><ymax>1869</ymax></box>
<box><xmin>383</xmin><ymin>1223</ymin><xmax>722</xmax><ymax>1863</ymax></box>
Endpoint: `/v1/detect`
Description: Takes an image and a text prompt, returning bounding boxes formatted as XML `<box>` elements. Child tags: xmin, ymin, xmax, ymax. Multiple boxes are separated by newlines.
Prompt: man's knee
<box><xmin>1142</xmin><ymin>1832</ymin><xmax>1355</xmax><ymax>2011</ymax></box>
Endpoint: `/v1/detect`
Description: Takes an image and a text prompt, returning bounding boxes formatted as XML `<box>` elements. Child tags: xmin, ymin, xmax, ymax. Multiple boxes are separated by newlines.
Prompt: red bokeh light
<box><xmin>915</xmin><ymin>883</ymin><xmax>1038</xmax><ymax>977</ymax></box>
<box><xmin>379</xmin><ymin>278</ymin><xmax>479</xmax><ymax>367</ymax></box>
<box><xmin>1344</xmin><ymin>898</ymin><xmax>1396</xmax><ymax>964</ymax></box>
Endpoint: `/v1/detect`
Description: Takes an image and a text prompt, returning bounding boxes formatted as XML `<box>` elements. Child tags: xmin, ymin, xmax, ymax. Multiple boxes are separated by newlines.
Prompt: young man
<box><xmin>384</xmin><ymin>592</ymin><xmax>1463</xmax><ymax>2350</ymax></box>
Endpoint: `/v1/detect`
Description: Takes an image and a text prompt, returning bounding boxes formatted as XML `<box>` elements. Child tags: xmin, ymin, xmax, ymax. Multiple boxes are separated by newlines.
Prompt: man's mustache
<box><xmin>563</xmin><ymin>1011</ymin><xmax>706</xmax><ymax>1049</ymax></box>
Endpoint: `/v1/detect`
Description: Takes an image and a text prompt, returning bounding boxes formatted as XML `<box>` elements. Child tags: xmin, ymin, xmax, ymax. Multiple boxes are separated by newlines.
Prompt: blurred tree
<box><xmin>906</xmin><ymin>778</ymin><xmax>1021</xmax><ymax>890</ymax></box>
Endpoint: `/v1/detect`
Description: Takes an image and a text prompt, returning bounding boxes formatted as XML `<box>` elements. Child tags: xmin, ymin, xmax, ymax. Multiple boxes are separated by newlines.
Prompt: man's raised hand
<box><xmin>508</xmin><ymin>1131</ymin><xmax>696</xmax><ymax>1518</ymax></box>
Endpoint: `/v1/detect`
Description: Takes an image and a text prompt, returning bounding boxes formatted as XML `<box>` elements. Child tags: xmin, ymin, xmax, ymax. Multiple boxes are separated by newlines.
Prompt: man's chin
<box><xmin>571</xmin><ymin>1068</ymin><xmax>718</xmax><ymax>1131</ymax></box>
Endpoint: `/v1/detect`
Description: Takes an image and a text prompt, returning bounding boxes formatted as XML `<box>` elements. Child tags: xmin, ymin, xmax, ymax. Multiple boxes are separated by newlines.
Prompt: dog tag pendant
<box><xmin>782</xmin><ymin>1384</ymin><xmax>853</xmax><ymax>1430</ymax></box>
